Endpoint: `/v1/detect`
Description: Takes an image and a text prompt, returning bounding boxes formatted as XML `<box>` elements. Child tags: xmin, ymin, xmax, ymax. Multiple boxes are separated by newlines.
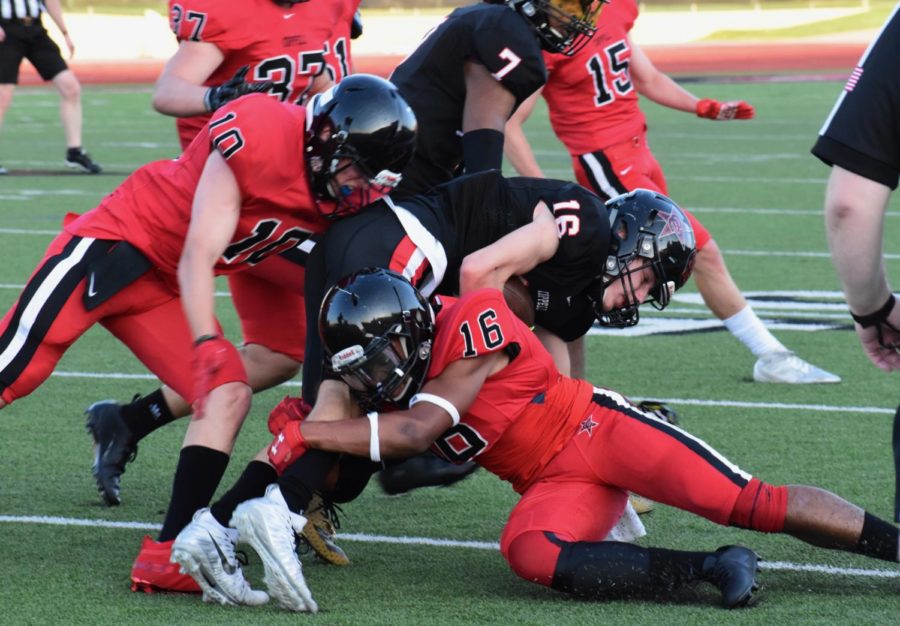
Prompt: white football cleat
<box><xmin>171</xmin><ymin>508</ymin><xmax>269</xmax><ymax>606</ymax></box>
<box><xmin>231</xmin><ymin>485</ymin><xmax>318</xmax><ymax>613</ymax></box>
<box><xmin>753</xmin><ymin>351</ymin><xmax>841</xmax><ymax>384</ymax></box>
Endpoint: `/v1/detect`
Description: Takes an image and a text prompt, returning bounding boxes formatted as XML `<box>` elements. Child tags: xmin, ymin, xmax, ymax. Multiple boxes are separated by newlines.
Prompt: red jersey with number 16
<box><xmin>542</xmin><ymin>0</ymin><xmax>642</xmax><ymax>154</ymax></box>
<box><xmin>428</xmin><ymin>290</ymin><xmax>594</xmax><ymax>494</ymax></box>
<box><xmin>66</xmin><ymin>94</ymin><xmax>329</xmax><ymax>280</ymax></box>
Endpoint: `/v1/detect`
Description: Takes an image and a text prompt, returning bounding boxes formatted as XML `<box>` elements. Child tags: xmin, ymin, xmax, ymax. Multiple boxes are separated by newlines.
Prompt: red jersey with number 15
<box><xmin>428</xmin><ymin>290</ymin><xmax>594</xmax><ymax>494</ymax></box>
<box><xmin>542</xmin><ymin>0</ymin><xmax>642</xmax><ymax>154</ymax></box>
<box><xmin>169</xmin><ymin>0</ymin><xmax>352</xmax><ymax>149</ymax></box>
<box><xmin>66</xmin><ymin>94</ymin><xmax>329</xmax><ymax>280</ymax></box>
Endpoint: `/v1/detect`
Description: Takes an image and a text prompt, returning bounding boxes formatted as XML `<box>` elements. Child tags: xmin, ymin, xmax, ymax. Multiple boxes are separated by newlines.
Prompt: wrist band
<box><xmin>367</xmin><ymin>411</ymin><xmax>381</xmax><ymax>462</ymax></box>
<box><xmin>851</xmin><ymin>294</ymin><xmax>896</xmax><ymax>328</ymax></box>
<box><xmin>410</xmin><ymin>393</ymin><xmax>460</xmax><ymax>426</ymax></box>
<box><xmin>193</xmin><ymin>333</ymin><xmax>221</xmax><ymax>346</ymax></box>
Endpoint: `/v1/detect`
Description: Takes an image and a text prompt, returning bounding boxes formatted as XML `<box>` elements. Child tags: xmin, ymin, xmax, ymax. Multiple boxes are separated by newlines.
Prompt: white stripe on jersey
<box><xmin>382</xmin><ymin>195</ymin><xmax>448</xmax><ymax>296</ymax></box>
<box><xmin>580</xmin><ymin>152</ymin><xmax>620</xmax><ymax>199</ymax></box>
<box><xmin>818</xmin><ymin>2</ymin><xmax>900</xmax><ymax>136</ymax></box>
<box><xmin>592</xmin><ymin>386</ymin><xmax>753</xmax><ymax>482</ymax></box>
<box><xmin>0</xmin><ymin>237</ymin><xmax>95</xmax><ymax>373</ymax></box>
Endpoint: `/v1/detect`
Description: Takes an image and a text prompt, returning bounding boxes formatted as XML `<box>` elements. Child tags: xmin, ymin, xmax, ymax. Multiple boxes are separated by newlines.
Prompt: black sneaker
<box><xmin>65</xmin><ymin>148</ymin><xmax>102</xmax><ymax>174</ymax></box>
<box><xmin>378</xmin><ymin>453</ymin><xmax>479</xmax><ymax>495</ymax></box>
<box><xmin>85</xmin><ymin>400</ymin><xmax>138</xmax><ymax>506</ymax></box>
<box><xmin>701</xmin><ymin>545</ymin><xmax>760</xmax><ymax>609</ymax></box>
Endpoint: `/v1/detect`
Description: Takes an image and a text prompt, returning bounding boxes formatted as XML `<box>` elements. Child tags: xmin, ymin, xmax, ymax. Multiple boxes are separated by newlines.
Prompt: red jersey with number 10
<box><xmin>169</xmin><ymin>0</ymin><xmax>355</xmax><ymax>149</ymax></box>
<box><xmin>66</xmin><ymin>94</ymin><xmax>329</xmax><ymax>280</ymax></box>
<box><xmin>428</xmin><ymin>290</ymin><xmax>594</xmax><ymax>494</ymax></box>
<box><xmin>542</xmin><ymin>0</ymin><xmax>642</xmax><ymax>154</ymax></box>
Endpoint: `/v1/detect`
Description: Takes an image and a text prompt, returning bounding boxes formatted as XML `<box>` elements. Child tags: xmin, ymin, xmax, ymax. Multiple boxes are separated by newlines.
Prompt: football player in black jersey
<box><xmin>389</xmin><ymin>0</ymin><xmax>602</xmax><ymax>199</ymax></box>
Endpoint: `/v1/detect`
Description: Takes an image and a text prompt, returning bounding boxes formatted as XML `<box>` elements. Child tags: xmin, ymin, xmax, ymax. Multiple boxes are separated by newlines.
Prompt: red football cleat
<box><xmin>130</xmin><ymin>535</ymin><xmax>201</xmax><ymax>593</ymax></box>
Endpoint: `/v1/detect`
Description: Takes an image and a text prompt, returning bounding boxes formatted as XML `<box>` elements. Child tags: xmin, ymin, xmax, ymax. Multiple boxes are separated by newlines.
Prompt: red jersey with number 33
<box><xmin>66</xmin><ymin>94</ymin><xmax>329</xmax><ymax>279</ymax></box>
<box><xmin>542</xmin><ymin>0</ymin><xmax>642</xmax><ymax>154</ymax></box>
<box><xmin>428</xmin><ymin>290</ymin><xmax>594</xmax><ymax>493</ymax></box>
<box><xmin>169</xmin><ymin>0</ymin><xmax>355</xmax><ymax>149</ymax></box>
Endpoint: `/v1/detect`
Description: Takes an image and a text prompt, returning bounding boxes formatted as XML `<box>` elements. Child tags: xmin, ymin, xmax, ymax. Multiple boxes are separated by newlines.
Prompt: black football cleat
<box><xmin>65</xmin><ymin>148</ymin><xmax>102</xmax><ymax>174</ymax></box>
<box><xmin>85</xmin><ymin>400</ymin><xmax>137</xmax><ymax>506</ymax></box>
<box><xmin>701</xmin><ymin>545</ymin><xmax>760</xmax><ymax>609</ymax></box>
<box><xmin>378</xmin><ymin>453</ymin><xmax>479</xmax><ymax>496</ymax></box>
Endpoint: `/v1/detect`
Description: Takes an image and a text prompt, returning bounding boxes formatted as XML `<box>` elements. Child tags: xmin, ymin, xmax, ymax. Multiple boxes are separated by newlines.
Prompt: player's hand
<box><xmin>63</xmin><ymin>33</ymin><xmax>75</xmax><ymax>59</ymax></box>
<box><xmin>203</xmin><ymin>65</ymin><xmax>274</xmax><ymax>112</ymax></box>
<box><xmin>268</xmin><ymin>421</ymin><xmax>308</xmax><ymax>474</ymax></box>
<box><xmin>268</xmin><ymin>396</ymin><xmax>313</xmax><ymax>435</ymax></box>
<box><xmin>0</xmin><ymin>25</ymin><xmax>6</xmax><ymax>43</ymax></box>
<box><xmin>695</xmin><ymin>98</ymin><xmax>754</xmax><ymax>121</ymax></box>
<box><xmin>191</xmin><ymin>334</ymin><xmax>237</xmax><ymax>417</ymax></box>
<box><xmin>854</xmin><ymin>297</ymin><xmax>900</xmax><ymax>372</ymax></box>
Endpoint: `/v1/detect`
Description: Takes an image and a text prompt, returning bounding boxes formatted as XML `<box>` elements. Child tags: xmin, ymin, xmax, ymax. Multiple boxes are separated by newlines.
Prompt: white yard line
<box><xmin>0</xmin><ymin>514</ymin><xmax>896</xmax><ymax>579</ymax></box>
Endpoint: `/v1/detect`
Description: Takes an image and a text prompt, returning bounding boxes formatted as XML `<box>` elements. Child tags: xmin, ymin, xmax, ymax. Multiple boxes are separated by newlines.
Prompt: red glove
<box><xmin>191</xmin><ymin>334</ymin><xmax>235</xmax><ymax>417</ymax></box>
<box><xmin>268</xmin><ymin>421</ymin><xmax>308</xmax><ymax>474</ymax></box>
<box><xmin>268</xmin><ymin>395</ymin><xmax>313</xmax><ymax>435</ymax></box>
<box><xmin>695</xmin><ymin>98</ymin><xmax>754</xmax><ymax>121</ymax></box>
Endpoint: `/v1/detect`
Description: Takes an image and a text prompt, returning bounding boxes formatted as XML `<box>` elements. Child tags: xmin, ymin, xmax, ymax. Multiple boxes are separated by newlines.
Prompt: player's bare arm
<box><xmin>178</xmin><ymin>151</ymin><xmax>241</xmax><ymax>339</ymax></box>
<box><xmin>628</xmin><ymin>38</ymin><xmax>697</xmax><ymax>113</ymax></box>
<box><xmin>459</xmin><ymin>200</ymin><xmax>559</xmax><ymax>292</ymax></box>
<box><xmin>462</xmin><ymin>60</ymin><xmax>518</xmax><ymax>132</ymax></box>
<box><xmin>305</xmin><ymin>380</ymin><xmax>359</xmax><ymax>424</ymax></box>
<box><xmin>300</xmin><ymin>350</ymin><xmax>508</xmax><ymax>459</ymax></box>
<box><xmin>825</xmin><ymin>165</ymin><xmax>900</xmax><ymax>371</ymax></box>
<box><xmin>152</xmin><ymin>40</ymin><xmax>226</xmax><ymax>117</ymax></box>
<box><xmin>503</xmin><ymin>89</ymin><xmax>545</xmax><ymax>177</ymax></box>
<box><xmin>42</xmin><ymin>0</ymin><xmax>75</xmax><ymax>58</ymax></box>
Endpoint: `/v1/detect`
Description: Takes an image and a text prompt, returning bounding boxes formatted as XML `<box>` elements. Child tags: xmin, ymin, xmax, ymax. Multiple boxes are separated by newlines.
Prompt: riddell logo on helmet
<box><xmin>332</xmin><ymin>345</ymin><xmax>365</xmax><ymax>369</ymax></box>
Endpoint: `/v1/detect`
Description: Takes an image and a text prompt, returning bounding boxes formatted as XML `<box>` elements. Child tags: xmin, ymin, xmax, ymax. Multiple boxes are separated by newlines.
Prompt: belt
<box><xmin>0</xmin><ymin>17</ymin><xmax>37</xmax><ymax>26</ymax></box>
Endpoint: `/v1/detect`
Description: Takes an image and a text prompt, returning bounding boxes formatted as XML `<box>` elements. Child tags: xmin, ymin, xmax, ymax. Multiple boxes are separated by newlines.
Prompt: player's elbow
<box><xmin>391</xmin><ymin>421</ymin><xmax>437</xmax><ymax>456</ymax></box>
<box><xmin>459</xmin><ymin>255</ymin><xmax>498</xmax><ymax>293</ymax></box>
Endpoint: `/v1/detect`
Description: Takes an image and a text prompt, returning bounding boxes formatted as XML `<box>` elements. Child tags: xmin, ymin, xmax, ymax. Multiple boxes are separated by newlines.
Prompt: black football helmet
<box><xmin>488</xmin><ymin>0</ymin><xmax>602</xmax><ymax>56</ymax></box>
<box><xmin>319</xmin><ymin>268</ymin><xmax>435</xmax><ymax>409</ymax></box>
<box><xmin>305</xmin><ymin>75</ymin><xmax>418</xmax><ymax>218</ymax></box>
<box><xmin>587</xmin><ymin>189</ymin><xmax>697</xmax><ymax>328</ymax></box>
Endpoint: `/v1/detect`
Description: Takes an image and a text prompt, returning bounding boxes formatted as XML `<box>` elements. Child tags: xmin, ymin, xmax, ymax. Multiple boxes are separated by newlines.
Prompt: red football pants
<box><xmin>0</xmin><ymin>232</ymin><xmax>245</xmax><ymax>405</ymax></box>
<box><xmin>571</xmin><ymin>132</ymin><xmax>712</xmax><ymax>250</ymax></box>
<box><xmin>500</xmin><ymin>386</ymin><xmax>752</xmax><ymax>560</ymax></box>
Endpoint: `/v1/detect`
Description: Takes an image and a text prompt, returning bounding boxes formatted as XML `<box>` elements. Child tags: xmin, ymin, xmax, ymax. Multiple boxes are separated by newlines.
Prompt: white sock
<box><xmin>723</xmin><ymin>305</ymin><xmax>786</xmax><ymax>357</ymax></box>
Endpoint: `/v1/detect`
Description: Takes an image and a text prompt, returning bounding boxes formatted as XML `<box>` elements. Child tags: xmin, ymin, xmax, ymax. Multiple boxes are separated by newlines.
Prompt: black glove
<box><xmin>203</xmin><ymin>65</ymin><xmax>273</xmax><ymax>112</ymax></box>
<box><xmin>637</xmin><ymin>400</ymin><xmax>680</xmax><ymax>426</ymax></box>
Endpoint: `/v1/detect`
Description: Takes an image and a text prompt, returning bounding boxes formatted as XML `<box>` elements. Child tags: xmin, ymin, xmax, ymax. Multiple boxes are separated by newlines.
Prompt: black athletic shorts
<box><xmin>0</xmin><ymin>20</ymin><xmax>68</xmax><ymax>84</ymax></box>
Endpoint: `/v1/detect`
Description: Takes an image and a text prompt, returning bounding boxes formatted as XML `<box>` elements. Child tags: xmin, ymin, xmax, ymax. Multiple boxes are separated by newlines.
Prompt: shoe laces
<box><xmin>308</xmin><ymin>498</ymin><xmax>345</xmax><ymax>533</ymax></box>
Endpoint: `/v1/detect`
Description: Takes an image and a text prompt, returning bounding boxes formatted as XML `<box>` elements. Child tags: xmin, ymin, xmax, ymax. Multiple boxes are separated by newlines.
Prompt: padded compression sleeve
<box><xmin>461</xmin><ymin>128</ymin><xmax>505</xmax><ymax>174</ymax></box>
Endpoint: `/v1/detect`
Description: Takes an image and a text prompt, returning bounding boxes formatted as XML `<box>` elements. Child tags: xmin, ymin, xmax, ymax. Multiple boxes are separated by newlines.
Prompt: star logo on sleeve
<box><xmin>578</xmin><ymin>415</ymin><xmax>598</xmax><ymax>437</ymax></box>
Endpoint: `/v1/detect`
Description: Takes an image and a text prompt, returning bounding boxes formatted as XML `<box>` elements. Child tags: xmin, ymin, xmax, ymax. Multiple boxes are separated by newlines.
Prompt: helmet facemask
<box><xmin>513</xmin><ymin>0</ymin><xmax>602</xmax><ymax>56</ymax></box>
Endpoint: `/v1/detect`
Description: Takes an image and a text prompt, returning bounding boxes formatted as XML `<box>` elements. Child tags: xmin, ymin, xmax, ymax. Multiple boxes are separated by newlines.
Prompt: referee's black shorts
<box><xmin>0</xmin><ymin>20</ymin><xmax>68</xmax><ymax>84</ymax></box>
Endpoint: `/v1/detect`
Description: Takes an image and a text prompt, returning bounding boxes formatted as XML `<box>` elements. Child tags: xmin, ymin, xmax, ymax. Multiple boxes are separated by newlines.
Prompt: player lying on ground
<box><xmin>159</xmin><ymin>187</ymin><xmax>688</xmax><ymax>591</ymax></box>
<box><xmin>175</xmin><ymin>266</ymin><xmax>900</xmax><ymax>612</ymax></box>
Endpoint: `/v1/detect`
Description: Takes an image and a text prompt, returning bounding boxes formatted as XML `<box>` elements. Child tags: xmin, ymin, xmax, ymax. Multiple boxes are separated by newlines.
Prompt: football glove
<box><xmin>203</xmin><ymin>65</ymin><xmax>273</xmax><ymax>112</ymax></box>
<box><xmin>268</xmin><ymin>395</ymin><xmax>313</xmax><ymax>436</ymax></box>
<box><xmin>191</xmin><ymin>334</ymin><xmax>237</xmax><ymax>417</ymax></box>
<box><xmin>637</xmin><ymin>400</ymin><xmax>680</xmax><ymax>426</ymax></box>
<box><xmin>695</xmin><ymin>98</ymin><xmax>755</xmax><ymax>121</ymax></box>
<box><xmin>268</xmin><ymin>421</ymin><xmax>308</xmax><ymax>474</ymax></box>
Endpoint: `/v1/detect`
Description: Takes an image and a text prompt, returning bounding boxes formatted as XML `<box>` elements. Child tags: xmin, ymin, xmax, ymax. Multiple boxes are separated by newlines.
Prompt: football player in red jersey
<box><xmin>0</xmin><ymin>75</ymin><xmax>417</xmax><ymax>593</ymax></box>
<box><xmin>504</xmin><ymin>0</ymin><xmax>839</xmax><ymax>385</ymax></box>
<box><xmin>222</xmin><ymin>265</ymin><xmax>899</xmax><ymax>612</ymax></box>
<box><xmin>85</xmin><ymin>0</ymin><xmax>362</xmax><ymax>510</ymax></box>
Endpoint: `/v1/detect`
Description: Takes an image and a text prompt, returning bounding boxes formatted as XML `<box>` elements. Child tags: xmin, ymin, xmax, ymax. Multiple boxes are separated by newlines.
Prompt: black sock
<box><xmin>210</xmin><ymin>460</ymin><xmax>278</xmax><ymax>527</ymax></box>
<box><xmin>158</xmin><ymin>445</ymin><xmax>230</xmax><ymax>541</ymax></box>
<box><xmin>330</xmin><ymin>454</ymin><xmax>379</xmax><ymax>503</ymax></box>
<box><xmin>66</xmin><ymin>146</ymin><xmax>82</xmax><ymax>156</ymax></box>
<box><xmin>853</xmin><ymin>511</ymin><xmax>899</xmax><ymax>562</ymax></box>
<box><xmin>120</xmin><ymin>389</ymin><xmax>178</xmax><ymax>442</ymax></box>
<box><xmin>551</xmin><ymin>537</ymin><xmax>707</xmax><ymax>599</ymax></box>
<box><xmin>278</xmin><ymin>449</ymin><xmax>339</xmax><ymax>513</ymax></box>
